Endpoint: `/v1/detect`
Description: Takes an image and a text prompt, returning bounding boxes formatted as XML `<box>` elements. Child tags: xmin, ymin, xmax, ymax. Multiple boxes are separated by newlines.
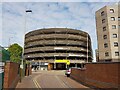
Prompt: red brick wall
<box><xmin>71</xmin><ymin>62</ymin><xmax>120</xmax><ymax>88</ymax></box>
<box><xmin>4</xmin><ymin>61</ymin><xmax>20</xmax><ymax>88</ymax></box>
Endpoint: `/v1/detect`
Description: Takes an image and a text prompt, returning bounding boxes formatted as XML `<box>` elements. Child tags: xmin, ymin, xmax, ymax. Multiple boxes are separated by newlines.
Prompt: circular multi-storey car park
<box><xmin>24</xmin><ymin>28</ymin><xmax>93</xmax><ymax>70</ymax></box>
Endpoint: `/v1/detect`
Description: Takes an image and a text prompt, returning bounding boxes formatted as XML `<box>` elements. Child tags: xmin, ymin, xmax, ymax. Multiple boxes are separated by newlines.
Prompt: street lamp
<box><xmin>20</xmin><ymin>9</ymin><xmax>32</xmax><ymax>69</ymax></box>
<box><xmin>8</xmin><ymin>37</ymin><xmax>13</xmax><ymax>47</ymax></box>
<box><xmin>26</xmin><ymin>10</ymin><xmax>32</xmax><ymax>13</ymax></box>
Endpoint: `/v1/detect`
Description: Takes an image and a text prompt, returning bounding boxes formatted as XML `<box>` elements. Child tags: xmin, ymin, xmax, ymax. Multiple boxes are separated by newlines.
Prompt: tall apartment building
<box><xmin>95</xmin><ymin>49</ymin><xmax>99</xmax><ymax>62</ymax></box>
<box><xmin>96</xmin><ymin>3</ymin><xmax>120</xmax><ymax>62</ymax></box>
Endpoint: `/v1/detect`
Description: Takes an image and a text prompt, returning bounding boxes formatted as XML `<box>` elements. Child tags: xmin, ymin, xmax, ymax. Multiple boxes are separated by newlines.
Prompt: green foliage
<box><xmin>8</xmin><ymin>43</ymin><xmax>23</xmax><ymax>63</ymax></box>
<box><xmin>0</xmin><ymin>47</ymin><xmax>10</xmax><ymax>61</ymax></box>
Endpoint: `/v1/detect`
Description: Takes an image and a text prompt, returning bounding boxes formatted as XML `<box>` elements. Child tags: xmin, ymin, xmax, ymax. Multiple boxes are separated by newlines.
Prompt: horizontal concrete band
<box><xmin>25</xmin><ymin>34</ymin><xmax>88</xmax><ymax>42</ymax></box>
<box><xmin>24</xmin><ymin>53</ymin><xmax>92</xmax><ymax>58</ymax></box>
<box><xmin>24</xmin><ymin>46</ymin><xmax>91</xmax><ymax>54</ymax></box>
<box><xmin>25</xmin><ymin>28</ymin><xmax>88</xmax><ymax>38</ymax></box>
<box><xmin>28</xmin><ymin>60</ymin><xmax>86</xmax><ymax>63</ymax></box>
<box><xmin>25</xmin><ymin>44</ymin><xmax>90</xmax><ymax>49</ymax></box>
<box><xmin>25</xmin><ymin>40</ymin><xmax>90</xmax><ymax>46</ymax></box>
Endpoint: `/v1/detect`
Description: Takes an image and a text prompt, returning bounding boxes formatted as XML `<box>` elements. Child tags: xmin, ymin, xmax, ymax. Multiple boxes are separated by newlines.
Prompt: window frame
<box><xmin>104</xmin><ymin>43</ymin><xmax>108</xmax><ymax>48</ymax></box>
<box><xmin>112</xmin><ymin>25</ymin><xmax>116</xmax><ymax>29</ymax></box>
<box><xmin>113</xmin><ymin>34</ymin><xmax>117</xmax><ymax>38</ymax></box>
<box><xmin>103</xmin><ymin>35</ymin><xmax>107</xmax><ymax>39</ymax></box>
<box><xmin>105</xmin><ymin>52</ymin><xmax>109</xmax><ymax>57</ymax></box>
<box><xmin>110</xmin><ymin>9</ymin><xmax>114</xmax><ymax>13</ymax></box>
<box><xmin>118</xmin><ymin>17</ymin><xmax>120</xmax><ymax>21</ymax></box>
<box><xmin>101</xmin><ymin>11</ymin><xmax>105</xmax><ymax>16</ymax></box>
<box><xmin>102</xmin><ymin>19</ymin><xmax>105</xmax><ymax>23</ymax></box>
<box><xmin>103</xmin><ymin>26</ymin><xmax>106</xmax><ymax>31</ymax></box>
<box><xmin>114</xmin><ymin>42</ymin><xmax>118</xmax><ymax>47</ymax></box>
<box><xmin>111</xmin><ymin>17</ymin><xmax>115</xmax><ymax>21</ymax></box>
<box><xmin>119</xmin><ymin>25</ymin><xmax>120</xmax><ymax>28</ymax></box>
<box><xmin>115</xmin><ymin>52</ymin><xmax>119</xmax><ymax>56</ymax></box>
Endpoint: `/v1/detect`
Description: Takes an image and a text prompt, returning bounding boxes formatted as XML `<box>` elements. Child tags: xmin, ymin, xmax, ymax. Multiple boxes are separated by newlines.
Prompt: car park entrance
<box><xmin>56</xmin><ymin>63</ymin><xmax>66</xmax><ymax>70</ymax></box>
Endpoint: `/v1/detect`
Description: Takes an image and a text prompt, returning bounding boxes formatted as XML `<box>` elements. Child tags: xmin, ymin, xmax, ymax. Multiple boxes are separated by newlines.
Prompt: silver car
<box><xmin>65</xmin><ymin>68</ymin><xmax>71</xmax><ymax>77</ymax></box>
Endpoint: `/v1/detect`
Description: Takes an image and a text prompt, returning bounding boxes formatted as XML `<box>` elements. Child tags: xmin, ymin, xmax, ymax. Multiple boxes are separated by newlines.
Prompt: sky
<box><xmin>0</xmin><ymin>0</ymin><xmax>119</xmax><ymax>61</ymax></box>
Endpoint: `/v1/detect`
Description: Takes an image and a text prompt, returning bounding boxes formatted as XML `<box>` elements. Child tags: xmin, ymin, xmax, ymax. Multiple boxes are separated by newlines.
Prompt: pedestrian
<box><xmin>34</xmin><ymin>65</ymin><xmax>37</xmax><ymax>72</ymax></box>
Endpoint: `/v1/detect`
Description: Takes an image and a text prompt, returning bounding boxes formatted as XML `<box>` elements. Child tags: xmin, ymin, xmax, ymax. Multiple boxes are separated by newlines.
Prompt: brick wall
<box><xmin>71</xmin><ymin>62</ymin><xmax>120</xmax><ymax>88</ymax></box>
<box><xmin>3</xmin><ymin>61</ymin><xmax>20</xmax><ymax>88</ymax></box>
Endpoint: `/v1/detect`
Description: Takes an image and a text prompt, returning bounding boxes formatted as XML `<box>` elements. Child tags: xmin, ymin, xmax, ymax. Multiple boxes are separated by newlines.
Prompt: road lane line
<box><xmin>55</xmin><ymin>75</ymin><xmax>67</xmax><ymax>88</ymax></box>
<box><xmin>33</xmin><ymin>79</ymin><xmax>42</xmax><ymax>90</ymax></box>
<box><xmin>33</xmin><ymin>74</ymin><xmax>42</xmax><ymax>90</ymax></box>
<box><xmin>59</xmin><ymin>75</ymin><xmax>73</xmax><ymax>88</ymax></box>
<box><xmin>33</xmin><ymin>79</ymin><xmax>39</xmax><ymax>89</ymax></box>
<box><xmin>30</xmin><ymin>75</ymin><xmax>39</xmax><ymax>89</ymax></box>
<box><xmin>35</xmin><ymin>79</ymin><xmax>41</xmax><ymax>89</ymax></box>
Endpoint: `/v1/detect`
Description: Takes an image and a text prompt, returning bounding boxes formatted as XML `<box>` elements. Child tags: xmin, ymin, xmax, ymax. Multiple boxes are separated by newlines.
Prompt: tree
<box><xmin>8</xmin><ymin>43</ymin><xmax>23</xmax><ymax>63</ymax></box>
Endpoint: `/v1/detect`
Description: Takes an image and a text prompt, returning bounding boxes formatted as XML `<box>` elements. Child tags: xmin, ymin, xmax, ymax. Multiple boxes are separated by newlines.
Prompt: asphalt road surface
<box><xmin>31</xmin><ymin>70</ymin><xmax>90</xmax><ymax>89</ymax></box>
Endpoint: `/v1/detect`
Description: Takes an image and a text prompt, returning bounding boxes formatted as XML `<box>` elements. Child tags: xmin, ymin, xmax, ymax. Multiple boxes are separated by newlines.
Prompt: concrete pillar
<box><xmin>39</xmin><ymin>61</ymin><xmax>40</xmax><ymax>70</ymax></box>
<box><xmin>66</xmin><ymin>64</ymin><xmax>67</xmax><ymax>69</ymax></box>
<box><xmin>54</xmin><ymin>63</ymin><xmax>56</xmax><ymax>70</ymax></box>
<box><xmin>75</xmin><ymin>63</ymin><xmax>77</xmax><ymax>68</ymax></box>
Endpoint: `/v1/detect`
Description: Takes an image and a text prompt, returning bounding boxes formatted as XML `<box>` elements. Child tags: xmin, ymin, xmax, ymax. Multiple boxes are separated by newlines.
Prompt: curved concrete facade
<box><xmin>24</xmin><ymin>28</ymin><xmax>93</xmax><ymax>69</ymax></box>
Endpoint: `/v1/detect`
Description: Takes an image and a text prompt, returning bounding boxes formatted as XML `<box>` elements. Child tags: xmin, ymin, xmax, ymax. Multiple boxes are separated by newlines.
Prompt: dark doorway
<box><xmin>77</xmin><ymin>64</ymin><xmax>82</xmax><ymax>68</ymax></box>
<box><xmin>56</xmin><ymin>63</ymin><xmax>66</xmax><ymax>70</ymax></box>
<box><xmin>69</xmin><ymin>63</ymin><xmax>75</xmax><ymax>68</ymax></box>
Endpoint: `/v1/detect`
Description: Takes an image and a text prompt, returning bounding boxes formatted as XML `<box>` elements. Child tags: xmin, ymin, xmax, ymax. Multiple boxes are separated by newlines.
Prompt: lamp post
<box><xmin>20</xmin><ymin>9</ymin><xmax>32</xmax><ymax>77</ymax></box>
<box><xmin>21</xmin><ymin>9</ymin><xmax>32</xmax><ymax>68</ymax></box>
<box><xmin>8</xmin><ymin>37</ymin><xmax>13</xmax><ymax>47</ymax></box>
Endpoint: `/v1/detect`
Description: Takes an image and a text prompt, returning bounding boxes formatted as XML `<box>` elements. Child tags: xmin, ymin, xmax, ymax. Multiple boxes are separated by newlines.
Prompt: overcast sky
<box><xmin>0</xmin><ymin>0</ymin><xmax>119</xmax><ymax>61</ymax></box>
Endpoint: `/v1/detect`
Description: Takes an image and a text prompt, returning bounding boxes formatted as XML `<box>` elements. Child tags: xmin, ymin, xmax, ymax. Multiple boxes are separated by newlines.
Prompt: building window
<box><xmin>118</xmin><ymin>17</ymin><xmax>120</xmax><ymax>21</ymax></box>
<box><xmin>115</xmin><ymin>52</ymin><xmax>119</xmax><ymax>56</ymax></box>
<box><xmin>110</xmin><ymin>9</ymin><xmax>114</xmax><ymax>13</ymax></box>
<box><xmin>111</xmin><ymin>17</ymin><xmax>115</xmax><ymax>21</ymax></box>
<box><xmin>105</xmin><ymin>52</ymin><xmax>109</xmax><ymax>56</ymax></box>
<box><xmin>103</xmin><ymin>27</ymin><xmax>106</xmax><ymax>31</ymax></box>
<box><xmin>119</xmin><ymin>25</ymin><xmax>120</xmax><ymax>28</ymax></box>
<box><xmin>103</xmin><ymin>35</ymin><xmax>107</xmax><ymax>39</ymax></box>
<box><xmin>102</xmin><ymin>19</ymin><xmax>105</xmax><ymax>23</ymax></box>
<box><xmin>112</xmin><ymin>25</ymin><xmax>116</xmax><ymax>29</ymax></box>
<box><xmin>114</xmin><ymin>42</ymin><xmax>118</xmax><ymax>47</ymax></box>
<box><xmin>113</xmin><ymin>34</ymin><xmax>117</xmax><ymax>38</ymax></box>
<box><xmin>101</xmin><ymin>11</ymin><xmax>104</xmax><ymax>16</ymax></box>
<box><xmin>104</xmin><ymin>43</ymin><xmax>108</xmax><ymax>48</ymax></box>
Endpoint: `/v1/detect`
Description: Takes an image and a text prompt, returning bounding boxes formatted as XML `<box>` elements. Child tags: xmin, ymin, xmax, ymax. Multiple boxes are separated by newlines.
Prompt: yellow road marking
<box><xmin>32</xmin><ymin>75</ymin><xmax>42</xmax><ymax>90</ymax></box>
<box><xmin>33</xmin><ymin>79</ymin><xmax>39</xmax><ymax>88</ymax></box>
<box><xmin>35</xmin><ymin>79</ymin><xmax>41</xmax><ymax>88</ymax></box>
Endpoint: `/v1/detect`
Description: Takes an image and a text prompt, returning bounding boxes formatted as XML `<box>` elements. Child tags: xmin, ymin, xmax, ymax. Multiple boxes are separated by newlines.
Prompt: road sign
<box><xmin>54</xmin><ymin>60</ymin><xmax>70</xmax><ymax>65</ymax></box>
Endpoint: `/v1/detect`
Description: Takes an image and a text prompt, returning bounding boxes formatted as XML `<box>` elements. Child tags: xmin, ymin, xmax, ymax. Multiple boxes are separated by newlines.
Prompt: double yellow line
<box><xmin>32</xmin><ymin>75</ymin><xmax>42</xmax><ymax>90</ymax></box>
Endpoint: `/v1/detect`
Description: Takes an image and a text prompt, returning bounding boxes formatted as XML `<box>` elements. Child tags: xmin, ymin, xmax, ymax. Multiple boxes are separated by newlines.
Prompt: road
<box><xmin>16</xmin><ymin>70</ymin><xmax>91</xmax><ymax>89</ymax></box>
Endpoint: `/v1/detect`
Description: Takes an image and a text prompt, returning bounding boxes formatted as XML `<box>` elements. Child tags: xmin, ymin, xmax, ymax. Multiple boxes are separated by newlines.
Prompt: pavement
<box><xmin>16</xmin><ymin>74</ymin><xmax>36</xmax><ymax>88</ymax></box>
<box><xmin>16</xmin><ymin>70</ymin><xmax>91</xmax><ymax>89</ymax></box>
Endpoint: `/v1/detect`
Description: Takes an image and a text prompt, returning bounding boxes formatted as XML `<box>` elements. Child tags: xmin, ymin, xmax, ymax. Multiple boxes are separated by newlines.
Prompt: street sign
<box><xmin>54</xmin><ymin>60</ymin><xmax>70</xmax><ymax>65</ymax></box>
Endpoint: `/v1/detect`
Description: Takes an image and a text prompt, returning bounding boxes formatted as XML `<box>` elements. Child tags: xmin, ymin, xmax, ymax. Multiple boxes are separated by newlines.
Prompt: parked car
<box><xmin>65</xmin><ymin>68</ymin><xmax>71</xmax><ymax>77</ymax></box>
